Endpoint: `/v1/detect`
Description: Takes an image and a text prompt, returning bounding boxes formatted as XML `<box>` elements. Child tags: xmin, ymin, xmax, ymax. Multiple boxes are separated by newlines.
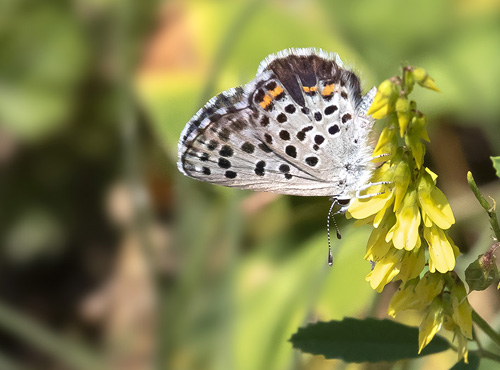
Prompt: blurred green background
<box><xmin>1</xmin><ymin>0</ymin><xmax>500</xmax><ymax>369</ymax></box>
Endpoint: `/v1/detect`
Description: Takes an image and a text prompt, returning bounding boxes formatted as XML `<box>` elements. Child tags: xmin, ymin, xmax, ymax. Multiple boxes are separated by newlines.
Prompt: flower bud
<box><xmin>396</xmin><ymin>97</ymin><xmax>411</xmax><ymax>136</ymax></box>
<box><xmin>403</xmin><ymin>67</ymin><xmax>415</xmax><ymax>94</ymax></box>
<box><xmin>367</xmin><ymin>80</ymin><xmax>399</xmax><ymax>119</ymax></box>
<box><xmin>409</xmin><ymin>113</ymin><xmax>430</xmax><ymax>142</ymax></box>
<box><xmin>412</xmin><ymin>67</ymin><xmax>441</xmax><ymax>92</ymax></box>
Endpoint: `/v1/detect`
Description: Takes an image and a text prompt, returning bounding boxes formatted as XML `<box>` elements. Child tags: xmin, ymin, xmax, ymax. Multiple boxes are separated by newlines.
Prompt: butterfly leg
<box><xmin>370</xmin><ymin>153</ymin><xmax>391</xmax><ymax>161</ymax></box>
<box><xmin>355</xmin><ymin>181</ymin><xmax>391</xmax><ymax>199</ymax></box>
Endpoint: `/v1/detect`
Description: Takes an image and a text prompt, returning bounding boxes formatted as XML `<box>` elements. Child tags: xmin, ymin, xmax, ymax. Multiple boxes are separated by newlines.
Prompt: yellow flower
<box><xmin>450</xmin><ymin>279</ymin><xmax>473</xmax><ymax>339</ymax></box>
<box><xmin>388</xmin><ymin>278</ymin><xmax>420</xmax><ymax>317</ymax></box>
<box><xmin>352</xmin><ymin>67</ymin><xmax>472</xmax><ymax>358</ymax></box>
<box><xmin>394</xmin><ymin>248</ymin><xmax>425</xmax><ymax>282</ymax></box>
<box><xmin>395</xmin><ymin>97</ymin><xmax>411</xmax><ymax>136</ymax></box>
<box><xmin>365</xmin><ymin>217</ymin><xmax>394</xmax><ymax>261</ymax></box>
<box><xmin>366</xmin><ymin>249</ymin><xmax>402</xmax><ymax>292</ymax></box>
<box><xmin>418</xmin><ymin>297</ymin><xmax>444</xmax><ymax>353</ymax></box>
<box><xmin>412</xmin><ymin>67</ymin><xmax>441</xmax><ymax>92</ymax></box>
<box><xmin>404</xmin><ymin>134</ymin><xmax>425</xmax><ymax>169</ymax></box>
<box><xmin>407</xmin><ymin>113</ymin><xmax>430</xmax><ymax>142</ymax></box>
<box><xmin>417</xmin><ymin>172</ymin><xmax>455</xmax><ymax>229</ymax></box>
<box><xmin>348</xmin><ymin>163</ymin><xmax>397</xmax><ymax>226</ymax></box>
<box><xmin>386</xmin><ymin>189</ymin><xmax>420</xmax><ymax>251</ymax></box>
<box><xmin>348</xmin><ymin>186</ymin><xmax>393</xmax><ymax>221</ymax></box>
<box><xmin>392</xmin><ymin>161</ymin><xmax>411</xmax><ymax>210</ymax></box>
<box><xmin>415</xmin><ymin>272</ymin><xmax>445</xmax><ymax>303</ymax></box>
<box><xmin>388</xmin><ymin>271</ymin><xmax>444</xmax><ymax>317</ymax></box>
<box><xmin>441</xmin><ymin>278</ymin><xmax>472</xmax><ymax>362</ymax></box>
<box><xmin>367</xmin><ymin>79</ymin><xmax>399</xmax><ymax>119</ymax></box>
<box><xmin>424</xmin><ymin>224</ymin><xmax>456</xmax><ymax>273</ymax></box>
<box><xmin>372</xmin><ymin>127</ymin><xmax>398</xmax><ymax>159</ymax></box>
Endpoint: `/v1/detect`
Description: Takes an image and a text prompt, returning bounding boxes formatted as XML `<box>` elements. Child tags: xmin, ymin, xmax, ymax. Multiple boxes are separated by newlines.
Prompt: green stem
<box><xmin>0</xmin><ymin>301</ymin><xmax>104</xmax><ymax>370</ymax></box>
<box><xmin>477</xmin><ymin>349</ymin><xmax>500</xmax><ymax>363</ymax></box>
<box><xmin>467</xmin><ymin>171</ymin><xmax>500</xmax><ymax>241</ymax></box>
<box><xmin>472</xmin><ymin>309</ymin><xmax>500</xmax><ymax>349</ymax></box>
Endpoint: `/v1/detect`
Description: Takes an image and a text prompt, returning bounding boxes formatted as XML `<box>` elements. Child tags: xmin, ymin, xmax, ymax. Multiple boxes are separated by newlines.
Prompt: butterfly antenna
<box><xmin>327</xmin><ymin>201</ymin><xmax>342</xmax><ymax>266</ymax></box>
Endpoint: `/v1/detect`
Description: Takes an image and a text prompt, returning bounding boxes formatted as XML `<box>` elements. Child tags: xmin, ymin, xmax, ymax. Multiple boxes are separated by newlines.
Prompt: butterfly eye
<box><xmin>337</xmin><ymin>199</ymin><xmax>350</xmax><ymax>206</ymax></box>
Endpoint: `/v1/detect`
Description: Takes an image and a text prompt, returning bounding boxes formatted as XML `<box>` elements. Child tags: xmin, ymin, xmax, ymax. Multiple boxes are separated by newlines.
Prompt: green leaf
<box><xmin>289</xmin><ymin>318</ymin><xmax>450</xmax><ymax>363</ymax></box>
<box><xmin>0</xmin><ymin>301</ymin><xmax>105</xmax><ymax>370</ymax></box>
<box><xmin>491</xmin><ymin>156</ymin><xmax>500</xmax><ymax>178</ymax></box>
<box><xmin>449</xmin><ymin>352</ymin><xmax>480</xmax><ymax>370</ymax></box>
<box><xmin>465</xmin><ymin>252</ymin><xmax>499</xmax><ymax>292</ymax></box>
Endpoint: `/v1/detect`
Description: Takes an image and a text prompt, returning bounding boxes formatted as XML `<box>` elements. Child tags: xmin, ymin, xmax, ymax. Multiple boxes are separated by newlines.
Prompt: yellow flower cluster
<box><xmin>347</xmin><ymin>67</ymin><xmax>473</xmax><ymax>361</ymax></box>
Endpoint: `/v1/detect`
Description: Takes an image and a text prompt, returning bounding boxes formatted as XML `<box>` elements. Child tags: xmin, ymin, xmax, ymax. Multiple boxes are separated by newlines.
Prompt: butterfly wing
<box><xmin>178</xmin><ymin>81</ymin><xmax>333</xmax><ymax>195</ymax></box>
<box><xmin>178</xmin><ymin>48</ymin><xmax>376</xmax><ymax>198</ymax></box>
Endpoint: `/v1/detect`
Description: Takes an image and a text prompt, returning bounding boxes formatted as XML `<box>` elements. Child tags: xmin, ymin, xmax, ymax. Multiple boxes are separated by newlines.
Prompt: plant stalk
<box><xmin>472</xmin><ymin>309</ymin><xmax>500</xmax><ymax>349</ymax></box>
<box><xmin>477</xmin><ymin>349</ymin><xmax>500</xmax><ymax>363</ymax></box>
<box><xmin>467</xmin><ymin>171</ymin><xmax>500</xmax><ymax>241</ymax></box>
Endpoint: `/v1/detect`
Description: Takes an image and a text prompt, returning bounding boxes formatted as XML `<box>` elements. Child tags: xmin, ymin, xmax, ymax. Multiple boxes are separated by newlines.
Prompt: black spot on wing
<box><xmin>277</xmin><ymin>113</ymin><xmax>287</xmax><ymax>123</ymax></box>
<box><xmin>241</xmin><ymin>142</ymin><xmax>255</xmax><ymax>153</ymax></box>
<box><xmin>324</xmin><ymin>105</ymin><xmax>338</xmax><ymax>115</ymax></box>
<box><xmin>314</xmin><ymin>135</ymin><xmax>325</xmax><ymax>145</ymax></box>
<box><xmin>342</xmin><ymin>113</ymin><xmax>352</xmax><ymax>123</ymax></box>
<box><xmin>219</xmin><ymin>145</ymin><xmax>234</xmax><ymax>157</ymax></box>
<box><xmin>279</xmin><ymin>130</ymin><xmax>290</xmax><ymax>140</ymax></box>
<box><xmin>305</xmin><ymin>156</ymin><xmax>318</xmax><ymax>167</ymax></box>
<box><xmin>218</xmin><ymin>158</ymin><xmax>231</xmax><ymax>169</ymax></box>
<box><xmin>285</xmin><ymin>145</ymin><xmax>297</xmax><ymax>158</ymax></box>
<box><xmin>207</xmin><ymin>140</ymin><xmax>218</xmax><ymax>151</ymax></box>
<box><xmin>285</xmin><ymin>104</ymin><xmax>296</xmax><ymax>114</ymax></box>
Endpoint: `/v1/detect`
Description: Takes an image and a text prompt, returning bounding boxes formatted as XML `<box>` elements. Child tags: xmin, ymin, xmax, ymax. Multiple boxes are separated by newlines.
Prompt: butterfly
<box><xmin>177</xmin><ymin>48</ymin><xmax>378</xmax><ymax>263</ymax></box>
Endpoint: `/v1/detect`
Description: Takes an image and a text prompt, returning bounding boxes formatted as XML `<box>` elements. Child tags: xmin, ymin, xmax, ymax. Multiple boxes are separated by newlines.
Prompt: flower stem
<box><xmin>467</xmin><ymin>171</ymin><xmax>500</xmax><ymax>241</ymax></box>
<box><xmin>477</xmin><ymin>349</ymin><xmax>500</xmax><ymax>363</ymax></box>
<box><xmin>472</xmin><ymin>309</ymin><xmax>500</xmax><ymax>349</ymax></box>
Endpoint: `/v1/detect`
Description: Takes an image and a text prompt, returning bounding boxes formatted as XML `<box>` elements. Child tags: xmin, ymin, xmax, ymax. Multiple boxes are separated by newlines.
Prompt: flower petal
<box><xmin>395</xmin><ymin>248</ymin><xmax>425</xmax><ymax>283</ymax></box>
<box><xmin>418</xmin><ymin>173</ymin><xmax>455</xmax><ymax>229</ymax></box>
<box><xmin>393</xmin><ymin>162</ymin><xmax>411</xmax><ymax>211</ymax></box>
<box><xmin>388</xmin><ymin>190</ymin><xmax>420</xmax><ymax>250</ymax></box>
<box><xmin>418</xmin><ymin>297</ymin><xmax>444</xmax><ymax>353</ymax></box>
<box><xmin>366</xmin><ymin>250</ymin><xmax>402</xmax><ymax>292</ymax></box>
<box><xmin>348</xmin><ymin>190</ymin><xmax>393</xmax><ymax>220</ymax></box>
<box><xmin>373</xmin><ymin>127</ymin><xmax>397</xmax><ymax>158</ymax></box>
<box><xmin>365</xmin><ymin>222</ymin><xmax>393</xmax><ymax>261</ymax></box>
<box><xmin>388</xmin><ymin>278</ymin><xmax>420</xmax><ymax>317</ymax></box>
<box><xmin>424</xmin><ymin>225</ymin><xmax>456</xmax><ymax>273</ymax></box>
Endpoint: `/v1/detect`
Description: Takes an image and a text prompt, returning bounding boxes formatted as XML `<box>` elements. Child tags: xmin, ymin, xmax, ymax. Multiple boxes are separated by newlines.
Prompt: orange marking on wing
<box><xmin>303</xmin><ymin>86</ymin><xmax>317</xmax><ymax>93</ymax></box>
<box><xmin>259</xmin><ymin>95</ymin><xmax>272</xmax><ymax>109</ymax></box>
<box><xmin>268</xmin><ymin>86</ymin><xmax>283</xmax><ymax>98</ymax></box>
<box><xmin>322</xmin><ymin>84</ymin><xmax>335</xmax><ymax>96</ymax></box>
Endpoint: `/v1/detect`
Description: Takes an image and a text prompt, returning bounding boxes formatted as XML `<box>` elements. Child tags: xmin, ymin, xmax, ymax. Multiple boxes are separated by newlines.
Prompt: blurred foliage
<box><xmin>1</xmin><ymin>0</ymin><xmax>500</xmax><ymax>369</ymax></box>
<box><xmin>0</xmin><ymin>0</ymin><xmax>88</xmax><ymax>140</ymax></box>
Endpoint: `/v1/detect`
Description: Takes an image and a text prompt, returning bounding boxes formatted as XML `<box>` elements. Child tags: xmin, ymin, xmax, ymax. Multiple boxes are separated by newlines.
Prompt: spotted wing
<box><xmin>247</xmin><ymin>48</ymin><xmax>377</xmax><ymax>198</ymax></box>
<box><xmin>178</xmin><ymin>83</ymin><xmax>336</xmax><ymax>195</ymax></box>
<box><xmin>178</xmin><ymin>48</ymin><xmax>376</xmax><ymax>197</ymax></box>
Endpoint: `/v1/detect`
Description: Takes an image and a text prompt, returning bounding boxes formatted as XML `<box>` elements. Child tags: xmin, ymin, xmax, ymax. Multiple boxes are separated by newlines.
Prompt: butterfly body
<box><xmin>178</xmin><ymin>48</ymin><xmax>376</xmax><ymax>208</ymax></box>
